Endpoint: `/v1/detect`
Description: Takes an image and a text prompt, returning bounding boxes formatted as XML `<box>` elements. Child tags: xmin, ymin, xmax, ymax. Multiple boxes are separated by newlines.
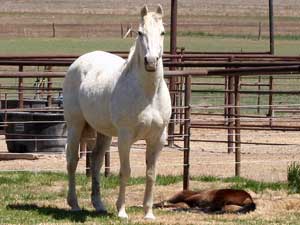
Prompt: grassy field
<box><xmin>1</xmin><ymin>35</ymin><xmax>300</xmax><ymax>55</ymax></box>
<box><xmin>1</xmin><ymin>171</ymin><xmax>299</xmax><ymax>225</ymax></box>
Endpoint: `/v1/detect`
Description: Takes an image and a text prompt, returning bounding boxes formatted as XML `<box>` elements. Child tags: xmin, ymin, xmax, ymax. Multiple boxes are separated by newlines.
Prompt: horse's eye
<box><xmin>138</xmin><ymin>31</ymin><xmax>143</xmax><ymax>36</ymax></box>
<box><xmin>161</xmin><ymin>31</ymin><xmax>165</xmax><ymax>36</ymax></box>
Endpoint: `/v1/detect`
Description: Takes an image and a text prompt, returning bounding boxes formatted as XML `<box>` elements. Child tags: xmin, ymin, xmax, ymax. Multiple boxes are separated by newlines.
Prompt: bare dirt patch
<box><xmin>1</xmin><ymin>123</ymin><xmax>299</xmax><ymax>182</ymax></box>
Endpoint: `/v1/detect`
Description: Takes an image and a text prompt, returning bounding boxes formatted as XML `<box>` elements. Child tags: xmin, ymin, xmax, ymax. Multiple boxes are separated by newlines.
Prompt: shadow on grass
<box><xmin>6</xmin><ymin>203</ymin><xmax>113</xmax><ymax>223</ymax></box>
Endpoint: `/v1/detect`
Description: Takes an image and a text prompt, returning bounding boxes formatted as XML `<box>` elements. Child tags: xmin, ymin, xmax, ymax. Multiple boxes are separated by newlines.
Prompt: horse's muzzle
<box><xmin>144</xmin><ymin>56</ymin><xmax>158</xmax><ymax>72</ymax></box>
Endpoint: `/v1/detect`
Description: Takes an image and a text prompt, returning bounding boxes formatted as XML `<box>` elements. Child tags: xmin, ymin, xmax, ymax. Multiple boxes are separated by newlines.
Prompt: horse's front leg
<box><xmin>143</xmin><ymin>132</ymin><xmax>165</xmax><ymax>220</ymax></box>
<box><xmin>91</xmin><ymin>133</ymin><xmax>111</xmax><ymax>213</ymax></box>
<box><xmin>116</xmin><ymin>129</ymin><xmax>132</xmax><ymax>219</ymax></box>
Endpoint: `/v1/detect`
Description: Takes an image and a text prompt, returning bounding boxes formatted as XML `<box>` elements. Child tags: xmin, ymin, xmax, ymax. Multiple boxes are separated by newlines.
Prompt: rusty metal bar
<box><xmin>268</xmin><ymin>76</ymin><xmax>274</xmax><ymax>125</ymax></box>
<box><xmin>163</xmin><ymin>61</ymin><xmax>300</xmax><ymax>68</ymax></box>
<box><xmin>2</xmin><ymin>53</ymin><xmax>300</xmax><ymax>61</ymax></box>
<box><xmin>224</xmin><ymin>76</ymin><xmax>229</xmax><ymax>125</ymax></box>
<box><xmin>105</xmin><ymin>151</ymin><xmax>110</xmax><ymax>177</ymax></box>
<box><xmin>18</xmin><ymin>66</ymin><xmax>24</xmax><ymax>108</ymax></box>
<box><xmin>183</xmin><ymin>75</ymin><xmax>191</xmax><ymax>190</ymax></box>
<box><xmin>0</xmin><ymin>60</ymin><xmax>300</xmax><ymax>69</ymax></box>
<box><xmin>47</xmin><ymin>78</ymin><xmax>52</xmax><ymax>107</ymax></box>
<box><xmin>190</xmin><ymin>124</ymin><xmax>300</xmax><ymax>131</ymax></box>
<box><xmin>0</xmin><ymin>66</ymin><xmax>299</xmax><ymax>78</ymax></box>
<box><xmin>170</xmin><ymin>0</ymin><xmax>177</xmax><ymax>55</ymax></box>
<box><xmin>167</xmin><ymin>0</ymin><xmax>178</xmax><ymax>147</ymax></box>
<box><xmin>86</xmin><ymin>144</ymin><xmax>91</xmax><ymax>177</ymax></box>
<box><xmin>234</xmin><ymin>75</ymin><xmax>241</xmax><ymax>176</ymax></box>
<box><xmin>269</xmin><ymin>0</ymin><xmax>275</xmax><ymax>54</ymax></box>
<box><xmin>227</xmin><ymin>75</ymin><xmax>234</xmax><ymax>153</ymax></box>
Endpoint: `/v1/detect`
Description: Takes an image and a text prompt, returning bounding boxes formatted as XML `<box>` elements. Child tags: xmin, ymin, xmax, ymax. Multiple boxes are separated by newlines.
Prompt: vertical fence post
<box><xmin>268</xmin><ymin>76</ymin><xmax>274</xmax><ymax>126</ymax></box>
<box><xmin>47</xmin><ymin>78</ymin><xmax>52</xmax><ymax>107</ymax></box>
<box><xmin>52</xmin><ymin>23</ymin><xmax>56</xmax><ymax>38</ymax></box>
<box><xmin>257</xmin><ymin>76</ymin><xmax>262</xmax><ymax>114</ymax></box>
<box><xmin>258</xmin><ymin>21</ymin><xmax>262</xmax><ymax>40</ymax></box>
<box><xmin>86</xmin><ymin>143</ymin><xmax>91</xmax><ymax>177</ymax></box>
<box><xmin>183</xmin><ymin>75</ymin><xmax>191</xmax><ymax>190</ymax></box>
<box><xmin>18</xmin><ymin>66</ymin><xmax>24</xmax><ymax>109</ymax></box>
<box><xmin>224</xmin><ymin>75</ymin><xmax>229</xmax><ymax>125</ymax></box>
<box><xmin>234</xmin><ymin>75</ymin><xmax>241</xmax><ymax>177</ymax></box>
<box><xmin>227</xmin><ymin>75</ymin><xmax>235</xmax><ymax>154</ymax></box>
<box><xmin>105</xmin><ymin>151</ymin><xmax>110</xmax><ymax>177</ymax></box>
<box><xmin>168</xmin><ymin>0</ymin><xmax>178</xmax><ymax>147</ymax></box>
<box><xmin>121</xmin><ymin>24</ymin><xmax>124</xmax><ymax>38</ymax></box>
<box><xmin>269</xmin><ymin>0</ymin><xmax>275</xmax><ymax>55</ymax></box>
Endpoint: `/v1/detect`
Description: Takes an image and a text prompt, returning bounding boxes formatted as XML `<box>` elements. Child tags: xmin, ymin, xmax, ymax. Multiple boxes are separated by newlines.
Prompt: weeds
<box><xmin>288</xmin><ymin>162</ymin><xmax>300</xmax><ymax>193</ymax></box>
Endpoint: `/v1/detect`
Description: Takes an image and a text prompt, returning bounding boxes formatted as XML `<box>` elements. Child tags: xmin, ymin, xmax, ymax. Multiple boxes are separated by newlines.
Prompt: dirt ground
<box><xmin>0</xmin><ymin>125</ymin><xmax>299</xmax><ymax>182</ymax></box>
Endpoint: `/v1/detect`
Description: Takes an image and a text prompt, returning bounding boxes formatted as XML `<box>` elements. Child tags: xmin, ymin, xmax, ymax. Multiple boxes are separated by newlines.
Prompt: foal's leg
<box><xmin>116</xmin><ymin>130</ymin><xmax>132</xmax><ymax>219</ymax></box>
<box><xmin>66</xmin><ymin>125</ymin><xmax>84</xmax><ymax>211</ymax></box>
<box><xmin>143</xmin><ymin>133</ymin><xmax>165</xmax><ymax>220</ymax></box>
<box><xmin>91</xmin><ymin>133</ymin><xmax>111</xmax><ymax>213</ymax></box>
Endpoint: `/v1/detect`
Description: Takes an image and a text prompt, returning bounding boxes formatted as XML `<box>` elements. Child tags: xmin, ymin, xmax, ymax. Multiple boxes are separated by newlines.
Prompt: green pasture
<box><xmin>1</xmin><ymin>35</ymin><xmax>300</xmax><ymax>55</ymax></box>
<box><xmin>0</xmin><ymin>171</ymin><xmax>298</xmax><ymax>225</ymax></box>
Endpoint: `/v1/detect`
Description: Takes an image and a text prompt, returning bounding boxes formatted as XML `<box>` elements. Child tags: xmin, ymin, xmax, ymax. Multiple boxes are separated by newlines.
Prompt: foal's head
<box><xmin>137</xmin><ymin>5</ymin><xmax>165</xmax><ymax>72</ymax></box>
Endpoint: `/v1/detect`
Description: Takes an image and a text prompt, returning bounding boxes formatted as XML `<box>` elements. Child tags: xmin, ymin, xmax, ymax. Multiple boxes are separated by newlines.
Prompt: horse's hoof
<box><xmin>118</xmin><ymin>210</ymin><xmax>128</xmax><ymax>219</ymax></box>
<box><xmin>144</xmin><ymin>213</ymin><xmax>155</xmax><ymax>220</ymax></box>
<box><xmin>96</xmin><ymin>209</ymin><xmax>108</xmax><ymax>215</ymax></box>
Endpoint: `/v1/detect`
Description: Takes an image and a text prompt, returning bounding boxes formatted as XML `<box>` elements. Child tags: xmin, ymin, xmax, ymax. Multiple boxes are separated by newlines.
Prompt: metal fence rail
<box><xmin>0</xmin><ymin>54</ymin><xmax>300</xmax><ymax>189</ymax></box>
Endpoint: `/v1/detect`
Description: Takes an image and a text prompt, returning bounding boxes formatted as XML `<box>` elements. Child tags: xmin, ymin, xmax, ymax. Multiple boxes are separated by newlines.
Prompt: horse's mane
<box><xmin>121</xmin><ymin>42</ymin><xmax>136</xmax><ymax>75</ymax></box>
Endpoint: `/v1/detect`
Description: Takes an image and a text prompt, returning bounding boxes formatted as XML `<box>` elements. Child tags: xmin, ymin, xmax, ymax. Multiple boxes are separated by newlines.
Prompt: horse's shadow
<box><xmin>6</xmin><ymin>203</ymin><xmax>113</xmax><ymax>223</ymax></box>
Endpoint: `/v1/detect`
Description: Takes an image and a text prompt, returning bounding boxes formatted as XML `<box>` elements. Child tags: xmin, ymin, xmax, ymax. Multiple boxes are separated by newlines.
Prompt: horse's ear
<box><xmin>156</xmin><ymin>4</ymin><xmax>164</xmax><ymax>17</ymax></box>
<box><xmin>141</xmin><ymin>5</ymin><xmax>148</xmax><ymax>18</ymax></box>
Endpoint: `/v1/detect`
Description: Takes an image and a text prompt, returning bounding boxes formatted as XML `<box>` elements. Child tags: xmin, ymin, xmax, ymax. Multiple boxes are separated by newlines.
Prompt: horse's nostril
<box><xmin>144</xmin><ymin>57</ymin><xmax>148</xmax><ymax>64</ymax></box>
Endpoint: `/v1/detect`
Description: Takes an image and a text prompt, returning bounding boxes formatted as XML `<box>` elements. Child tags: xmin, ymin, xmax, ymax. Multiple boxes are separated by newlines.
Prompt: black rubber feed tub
<box><xmin>3</xmin><ymin>112</ymin><xmax>66</xmax><ymax>153</ymax></box>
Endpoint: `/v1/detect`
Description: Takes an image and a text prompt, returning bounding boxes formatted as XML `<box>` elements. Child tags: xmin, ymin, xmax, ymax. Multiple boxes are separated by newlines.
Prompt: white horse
<box><xmin>63</xmin><ymin>5</ymin><xmax>171</xmax><ymax>220</ymax></box>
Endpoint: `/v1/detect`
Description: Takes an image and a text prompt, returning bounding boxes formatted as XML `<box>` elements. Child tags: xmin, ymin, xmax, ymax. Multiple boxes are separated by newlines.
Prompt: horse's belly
<box><xmin>79</xmin><ymin>78</ymin><xmax>117</xmax><ymax>136</ymax></box>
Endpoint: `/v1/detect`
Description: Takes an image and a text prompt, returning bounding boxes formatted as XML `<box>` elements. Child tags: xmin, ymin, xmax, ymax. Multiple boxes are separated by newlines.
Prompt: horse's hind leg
<box><xmin>66</xmin><ymin>122</ymin><xmax>85</xmax><ymax>211</ymax></box>
<box><xmin>91</xmin><ymin>133</ymin><xmax>111</xmax><ymax>213</ymax></box>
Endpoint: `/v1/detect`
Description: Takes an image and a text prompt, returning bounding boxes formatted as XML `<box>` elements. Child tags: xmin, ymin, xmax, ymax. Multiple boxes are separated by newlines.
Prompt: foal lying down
<box><xmin>154</xmin><ymin>189</ymin><xmax>256</xmax><ymax>214</ymax></box>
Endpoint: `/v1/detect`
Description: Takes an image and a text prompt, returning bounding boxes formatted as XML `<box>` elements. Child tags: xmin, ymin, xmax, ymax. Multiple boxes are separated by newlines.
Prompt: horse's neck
<box><xmin>127</xmin><ymin>45</ymin><xmax>164</xmax><ymax>99</ymax></box>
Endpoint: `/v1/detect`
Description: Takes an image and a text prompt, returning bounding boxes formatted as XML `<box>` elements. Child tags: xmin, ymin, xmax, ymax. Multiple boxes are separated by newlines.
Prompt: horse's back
<box><xmin>63</xmin><ymin>51</ymin><xmax>125</xmax><ymax>133</ymax></box>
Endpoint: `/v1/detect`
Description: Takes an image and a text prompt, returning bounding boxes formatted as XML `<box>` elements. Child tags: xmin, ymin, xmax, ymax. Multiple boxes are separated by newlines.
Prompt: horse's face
<box><xmin>138</xmin><ymin>5</ymin><xmax>165</xmax><ymax>72</ymax></box>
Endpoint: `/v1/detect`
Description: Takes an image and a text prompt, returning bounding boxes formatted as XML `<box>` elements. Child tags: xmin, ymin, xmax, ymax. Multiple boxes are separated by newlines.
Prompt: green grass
<box><xmin>0</xmin><ymin>172</ymin><xmax>298</xmax><ymax>224</ymax></box>
<box><xmin>1</xmin><ymin>35</ymin><xmax>300</xmax><ymax>55</ymax></box>
<box><xmin>192</xmin><ymin>175</ymin><xmax>287</xmax><ymax>193</ymax></box>
<box><xmin>0</xmin><ymin>37</ymin><xmax>134</xmax><ymax>55</ymax></box>
<box><xmin>288</xmin><ymin>162</ymin><xmax>300</xmax><ymax>193</ymax></box>
<box><xmin>0</xmin><ymin>172</ymin><xmax>183</xmax><ymax>225</ymax></box>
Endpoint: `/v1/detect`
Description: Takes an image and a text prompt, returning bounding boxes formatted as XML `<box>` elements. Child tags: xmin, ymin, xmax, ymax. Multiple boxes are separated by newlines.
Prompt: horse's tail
<box><xmin>235</xmin><ymin>202</ymin><xmax>256</xmax><ymax>214</ymax></box>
